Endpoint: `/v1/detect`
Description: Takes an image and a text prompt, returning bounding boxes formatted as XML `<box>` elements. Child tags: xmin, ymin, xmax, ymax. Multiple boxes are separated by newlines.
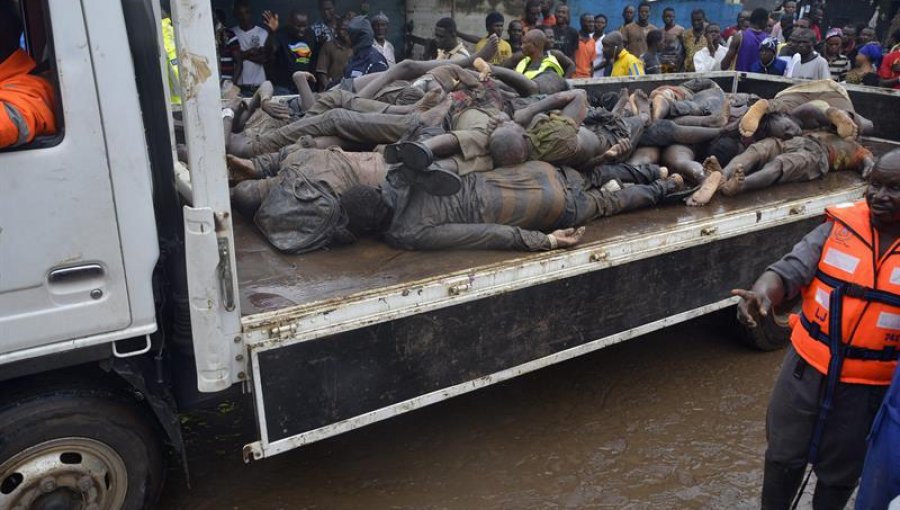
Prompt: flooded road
<box><xmin>158</xmin><ymin>314</ymin><xmax>793</xmax><ymax>509</ymax></box>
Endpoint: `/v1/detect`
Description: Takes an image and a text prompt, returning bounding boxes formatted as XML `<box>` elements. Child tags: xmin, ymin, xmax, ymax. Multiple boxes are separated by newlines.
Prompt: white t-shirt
<box><xmin>787</xmin><ymin>53</ymin><xmax>831</xmax><ymax>80</ymax></box>
<box><xmin>592</xmin><ymin>34</ymin><xmax>605</xmax><ymax>78</ymax></box>
<box><xmin>373</xmin><ymin>39</ymin><xmax>396</xmax><ymax>67</ymax></box>
<box><xmin>693</xmin><ymin>45</ymin><xmax>729</xmax><ymax>73</ymax></box>
<box><xmin>231</xmin><ymin>25</ymin><xmax>268</xmax><ymax>86</ymax></box>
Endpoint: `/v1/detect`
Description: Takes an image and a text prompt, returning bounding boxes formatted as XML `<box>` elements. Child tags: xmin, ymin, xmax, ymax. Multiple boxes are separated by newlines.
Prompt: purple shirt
<box><xmin>735</xmin><ymin>28</ymin><xmax>768</xmax><ymax>72</ymax></box>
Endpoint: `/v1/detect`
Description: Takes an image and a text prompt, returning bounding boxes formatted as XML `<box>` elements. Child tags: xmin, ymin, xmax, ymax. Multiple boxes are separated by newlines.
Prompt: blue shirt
<box><xmin>343</xmin><ymin>46</ymin><xmax>389</xmax><ymax>79</ymax></box>
<box><xmin>750</xmin><ymin>58</ymin><xmax>787</xmax><ymax>76</ymax></box>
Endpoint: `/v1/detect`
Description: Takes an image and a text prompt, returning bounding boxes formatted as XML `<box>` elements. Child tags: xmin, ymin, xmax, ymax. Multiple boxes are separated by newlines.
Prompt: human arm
<box><xmin>512</xmin><ymin>89</ymin><xmax>587</xmax><ymax>125</ymax></box>
<box><xmin>549</xmin><ymin>49</ymin><xmax>576</xmax><ymax>77</ymax></box>
<box><xmin>262</xmin><ymin>11</ymin><xmax>280</xmax><ymax>60</ymax></box>
<box><xmin>0</xmin><ymin>75</ymin><xmax>56</xmax><ymax>148</ymax></box>
<box><xmin>720</xmin><ymin>32</ymin><xmax>742</xmax><ymax>70</ymax></box>
<box><xmin>315</xmin><ymin>42</ymin><xmax>333</xmax><ymax>91</ymax></box>
<box><xmin>390</xmin><ymin>223</ymin><xmax>585</xmax><ymax>251</ymax></box>
<box><xmin>292</xmin><ymin>72</ymin><xmax>318</xmax><ymax>112</ymax></box>
<box><xmin>456</xmin><ymin>30</ymin><xmax>481</xmax><ymax>44</ymax></box>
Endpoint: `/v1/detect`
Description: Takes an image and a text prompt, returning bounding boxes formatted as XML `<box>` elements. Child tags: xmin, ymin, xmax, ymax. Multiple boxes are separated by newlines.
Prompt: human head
<box><xmin>646</xmin><ymin>29</ymin><xmax>663</xmax><ymax>51</ymax></box>
<box><xmin>372</xmin><ymin>12</ymin><xmax>389</xmax><ymax>42</ymax></box>
<box><xmin>485</xmin><ymin>11</ymin><xmax>505</xmax><ymax>37</ymax></box>
<box><xmin>705</xmin><ymin>23</ymin><xmax>721</xmax><ymax>46</ymax></box>
<box><xmin>622</xmin><ymin>5</ymin><xmax>635</xmax><ymax>25</ymax></box>
<box><xmin>825</xmin><ymin>29</ymin><xmax>843</xmax><ymax>57</ymax></box>
<box><xmin>789</xmin><ymin>28</ymin><xmax>815</xmax><ymax>57</ymax></box>
<box><xmin>522</xmin><ymin>28</ymin><xmax>548</xmax><ymax>58</ymax></box>
<box><xmin>0</xmin><ymin>1</ymin><xmax>23</xmax><ymax>61</ymax></box>
<box><xmin>637</xmin><ymin>2</ymin><xmax>651</xmax><ymax>25</ymax></box>
<box><xmin>602</xmin><ymin>31</ymin><xmax>624</xmax><ymax>61</ymax></box>
<box><xmin>782</xmin><ymin>1</ymin><xmax>796</xmax><ymax>17</ymax></box>
<box><xmin>489</xmin><ymin>122</ymin><xmax>530</xmax><ymax>167</ymax></box>
<box><xmin>759</xmin><ymin>37</ymin><xmax>778</xmax><ymax>64</ymax></box>
<box><xmin>795</xmin><ymin>17</ymin><xmax>810</xmax><ymax>29</ymax></box>
<box><xmin>750</xmin><ymin>8</ymin><xmax>769</xmax><ymax>30</ymax></box>
<box><xmin>319</xmin><ymin>0</ymin><xmax>336</xmax><ymax>23</ymax></box>
<box><xmin>737</xmin><ymin>10</ymin><xmax>751</xmax><ymax>30</ymax></box>
<box><xmin>859</xmin><ymin>26</ymin><xmax>875</xmax><ymax>45</ymax></box>
<box><xmin>690</xmin><ymin>9</ymin><xmax>706</xmax><ymax>32</ymax></box>
<box><xmin>526</xmin><ymin>0</ymin><xmax>542</xmax><ymax>25</ymax></box>
<box><xmin>233</xmin><ymin>1</ymin><xmax>253</xmax><ymax>30</ymax></box>
<box><xmin>781</xmin><ymin>15</ymin><xmax>794</xmax><ymax>40</ymax></box>
<box><xmin>580</xmin><ymin>13</ymin><xmax>594</xmax><ymax>34</ymax></box>
<box><xmin>341</xmin><ymin>185</ymin><xmax>390</xmax><ymax>236</ymax></box>
<box><xmin>288</xmin><ymin>11</ymin><xmax>310</xmax><ymax>37</ymax></box>
<box><xmin>662</xmin><ymin>8</ymin><xmax>676</xmax><ymax>28</ymax></box>
<box><xmin>841</xmin><ymin>25</ymin><xmax>856</xmax><ymax>46</ymax></box>
<box><xmin>767</xmin><ymin>13</ymin><xmax>778</xmax><ymax>33</ymax></box>
<box><xmin>434</xmin><ymin>17</ymin><xmax>458</xmax><ymax>50</ymax></box>
<box><xmin>889</xmin><ymin>30</ymin><xmax>900</xmax><ymax>48</ymax></box>
<box><xmin>857</xmin><ymin>42</ymin><xmax>882</xmax><ymax>68</ymax></box>
<box><xmin>541</xmin><ymin>0</ymin><xmax>553</xmax><ymax>16</ymax></box>
<box><xmin>810</xmin><ymin>8</ymin><xmax>823</xmax><ymax>26</ymax></box>
<box><xmin>348</xmin><ymin>16</ymin><xmax>375</xmax><ymax>51</ymax></box>
<box><xmin>542</xmin><ymin>25</ymin><xmax>557</xmax><ymax>49</ymax></box>
<box><xmin>866</xmin><ymin>150</ymin><xmax>900</xmax><ymax>228</ymax></box>
<box><xmin>594</xmin><ymin>14</ymin><xmax>608</xmax><ymax>36</ymax></box>
<box><xmin>508</xmin><ymin>20</ymin><xmax>524</xmax><ymax>43</ymax></box>
<box><xmin>762</xmin><ymin>112</ymin><xmax>802</xmax><ymax>139</ymax></box>
<box><xmin>532</xmin><ymin>71</ymin><xmax>568</xmax><ymax>94</ymax></box>
<box><xmin>336</xmin><ymin>17</ymin><xmax>351</xmax><ymax>44</ymax></box>
<box><xmin>555</xmin><ymin>5</ymin><xmax>570</xmax><ymax>26</ymax></box>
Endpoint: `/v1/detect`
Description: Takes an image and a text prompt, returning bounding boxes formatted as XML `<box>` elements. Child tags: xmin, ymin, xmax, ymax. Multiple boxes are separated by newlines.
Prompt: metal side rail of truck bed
<box><xmin>238</xmin><ymin>74</ymin><xmax>900</xmax><ymax>462</ymax></box>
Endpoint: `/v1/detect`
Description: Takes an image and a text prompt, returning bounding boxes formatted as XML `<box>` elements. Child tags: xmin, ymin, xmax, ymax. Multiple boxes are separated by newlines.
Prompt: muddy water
<box><xmin>158</xmin><ymin>315</ymin><xmax>792</xmax><ymax>509</ymax></box>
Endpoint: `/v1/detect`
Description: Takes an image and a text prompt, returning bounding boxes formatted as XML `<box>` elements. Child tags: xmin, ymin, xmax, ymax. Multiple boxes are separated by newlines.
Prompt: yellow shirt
<box><xmin>611</xmin><ymin>49</ymin><xmax>644</xmax><ymax>77</ymax></box>
<box><xmin>475</xmin><ymin>37</ymin><xmax>513</xmax><ymax>65</ymax></box>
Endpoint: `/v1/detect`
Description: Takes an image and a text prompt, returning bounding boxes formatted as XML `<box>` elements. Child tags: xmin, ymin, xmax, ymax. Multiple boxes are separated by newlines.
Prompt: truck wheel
<box><xmin>727</xmin><ymin>298</ymin><xmax>800</xmax><ymax>351</ymax></box>
<box><xmin>0</xmin><ymin>389</ymin><xmax>164</xmax><ymax>510</ymax></box>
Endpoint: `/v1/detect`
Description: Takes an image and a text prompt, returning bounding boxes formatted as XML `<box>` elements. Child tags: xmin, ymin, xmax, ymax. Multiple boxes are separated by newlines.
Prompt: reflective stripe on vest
<box><xmin>514</xmin><ymin>54</ymin><xmax>565</xmax><ymax>79</ymax></box>
<box><xmin>791</xmin><ymin>200</ymin><xmax>900</xmax><ymax>386</ymax></box>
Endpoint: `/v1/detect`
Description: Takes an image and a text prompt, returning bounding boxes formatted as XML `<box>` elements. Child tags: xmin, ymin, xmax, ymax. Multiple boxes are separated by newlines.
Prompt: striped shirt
<box><xmin>828</xmin><ymin>54</ymin><xmax>851</xmax><ymax>82</ymax></box>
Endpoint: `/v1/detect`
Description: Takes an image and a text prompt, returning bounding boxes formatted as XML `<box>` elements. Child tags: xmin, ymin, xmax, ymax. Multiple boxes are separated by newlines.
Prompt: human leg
<box><xmin>661</xmin><ymin>144</ymin><xmax>704</xmax><ymax>185</ymax></box>
<box><xmin>583</xmin><ymin>162</ymin><xmax>665</xmax><ymax>187</ymax></box>
<box><xmin>576</xmin><ymin>178</ymin><xmax>677</xmax><ymax>222</ymax></box>
<box><xmin>761</xmin><ymin>347</ymin><xmax>823</xmax><ymax>510</ymax></box>
<box><xmin>627</xmin><ymin>146</ymin><xmax>660</xmax><ymax>165</ymax></box>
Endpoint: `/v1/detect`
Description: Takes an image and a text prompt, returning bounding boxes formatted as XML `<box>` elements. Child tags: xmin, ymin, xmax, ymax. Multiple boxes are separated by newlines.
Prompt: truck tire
<box><xmin>0</xmin><ymin>388</ymin><xmax>164</xmax><ymax>510</ymax></box>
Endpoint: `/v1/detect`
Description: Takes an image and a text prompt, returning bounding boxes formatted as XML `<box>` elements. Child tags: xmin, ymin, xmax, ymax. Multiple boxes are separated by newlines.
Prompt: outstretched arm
<box><xmin>549</xmin><ymin>49</ymin><xmax>576</xmax><ymax>77</ymax></box>
<box><xmin>512</xmin><ymin>89</ymin><xmax>588</xmax><ymax>125</ymax></box>
<box><xmin>457</xmin><ymin>30</ymin><xmax>481</xmax><ymax>44</ymax></box>
<box><xmin>391</xmin><ymin>223</ymin><xmax>584</xmax><ymax>251</ymax></box>
<box><xmin>732</xmin><ymin>271</ymin><xmax>785</xmax><ymax>328</ymax></box>
<box><xmin>720</xmin><ymin>32</ymin><xmax>741</xmax><ymax>70</ymax></box>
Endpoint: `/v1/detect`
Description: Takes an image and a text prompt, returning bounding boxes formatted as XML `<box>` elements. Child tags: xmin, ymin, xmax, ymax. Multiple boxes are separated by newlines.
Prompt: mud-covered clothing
<box><xmin>741</xmin><ymin>136</ymin><xmax>830</xmax><ymax>182</ymax></box>
<box><xmin>382</xmin><ymin>161</ymin><xmax>669</xmax><ymax>251</ymax></box>
<box><xmin>768</xmin><ymin>79</ymin><xmax>854</xmax><ymax>113</ymax></box>
<box><xmin>248</xmin><ymin>100</ymin><xmax>417</xmax><ymax>155</ymax></box>
<box><xmin>252</xmin><ymin>145</ymin><xmax>386</xmax><ymax>185</ymax></box>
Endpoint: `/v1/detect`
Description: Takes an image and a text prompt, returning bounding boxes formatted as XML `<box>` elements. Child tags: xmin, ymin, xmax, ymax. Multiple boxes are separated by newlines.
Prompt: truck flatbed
<box><xmin>231</xmin><ymin>74</ymin><xmax>900</xmax><ymax>461</ymax></box>
<box><xmin>235</xmin><ymin>171</ymin><xmax>869</xmax><ymax>317</ymax></box>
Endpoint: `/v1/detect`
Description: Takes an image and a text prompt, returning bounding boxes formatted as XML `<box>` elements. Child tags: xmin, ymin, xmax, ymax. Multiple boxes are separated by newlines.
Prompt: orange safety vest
<box><xmin>791</xmin><ymin>200</ymin><xmax>900</xmax><ymax>386</ymax></box>
<box><xmin>0</xmin><ymin>49</ymin><xmax>56</xmax><ymax>148</ymax></box>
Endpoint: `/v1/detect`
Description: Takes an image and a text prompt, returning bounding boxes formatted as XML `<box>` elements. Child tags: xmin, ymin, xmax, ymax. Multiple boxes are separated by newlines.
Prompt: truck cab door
<box><xmin>0</xmin><ymin>0</ymin><xmax>132</xmax><ymax>355</ymax></box>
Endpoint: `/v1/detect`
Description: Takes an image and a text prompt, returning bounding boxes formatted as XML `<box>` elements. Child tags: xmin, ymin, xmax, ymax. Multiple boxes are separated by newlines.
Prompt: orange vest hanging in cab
<box><xmin>791</xmin><ymin>200</ymin><xmax>900</xmax><ymax>386</ymax></box>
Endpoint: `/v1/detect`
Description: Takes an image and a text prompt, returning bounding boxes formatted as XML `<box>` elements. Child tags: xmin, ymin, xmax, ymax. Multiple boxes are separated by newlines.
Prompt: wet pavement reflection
<box><xmin>159</xmin><ymin>314</ymin><xmax>789</xmax><ymax>509</ymax></box>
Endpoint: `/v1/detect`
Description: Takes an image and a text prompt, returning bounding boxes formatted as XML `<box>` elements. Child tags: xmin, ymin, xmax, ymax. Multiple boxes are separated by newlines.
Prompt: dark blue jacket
<box><xmin>749</xmin><ymin>58</ymin><xmax>787</xmax><ymax>76</ymax></box>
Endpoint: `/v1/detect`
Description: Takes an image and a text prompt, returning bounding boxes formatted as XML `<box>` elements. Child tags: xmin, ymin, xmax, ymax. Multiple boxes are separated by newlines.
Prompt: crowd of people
<box><xmin>212</xmin><ymin>0</ymin><xmax>900</xmax><ymax>98</ymax></box>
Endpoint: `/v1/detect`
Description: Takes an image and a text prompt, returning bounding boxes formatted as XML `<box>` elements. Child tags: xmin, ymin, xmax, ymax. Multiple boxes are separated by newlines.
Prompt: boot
<box><xmin>761</xmin><ymin>460</ymin><xmax>807</xmax><ymax>510</ymax></box>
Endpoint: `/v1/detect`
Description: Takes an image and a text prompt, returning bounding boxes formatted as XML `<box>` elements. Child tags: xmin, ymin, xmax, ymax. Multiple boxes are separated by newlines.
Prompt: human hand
<box><xmin>731</xmin><ymin>288</ymin><xmax>772</xmax><ymax>328</ymax></box>
<box><xmin>293</xmin><ymin>71</ymin><xmax>316</xmax><ymax>83</ymax></box>
<box><xmin>548</xmin><ymin>227</ymin><xmax>586</xmax><ymax>249</ymax></box>
<box><xmin>261</xmin><ymin>98</ymin><xmax>291</xmax><ymax>120</ymax></box>
<box><xmin>605</xmin><ymin>139</ymin><xmax>632</xmax><ymax>160</ymax></box>
<box><xmin>262</xmin><ymin>10</ymin><xmax>279</xmax><ymax>32</ymax></box>
<box><xmin>473</xmin><ymin>57</ymin><xmax>492</xmax><ymax>81</ymax></box>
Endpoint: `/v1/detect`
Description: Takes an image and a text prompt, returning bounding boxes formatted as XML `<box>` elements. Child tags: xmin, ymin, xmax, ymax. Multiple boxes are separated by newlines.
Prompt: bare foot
<box><xmin>739</xmin><ymin>99</ymin><xmax>769</xmax><ymax>138</ymax></box>
<box><xmin>650</xmin><ymin>91</ymin><xmax>671</xmax><ymax>121</ymax></box>
<box><xmin>612</xmin><ymin>87</ymin><xmax>632</xmax><ymax>115</ymax></box>
<box><xmin>419</xmin><ymin>95</ymin><xmax>452</xmax><ymax>126</ymax></box>
<box><xmin>657</xmin><ymin>166</ymin><xmax>668</xmax><ymax>179</ymax></box>
<box><xmin>632</xmin><ymin>89</ymin><xmax>651</xmax><ymax>125</ymax></box>
<box><xmin>826</xmin><ymin>107</ymin><xmax>859</xmax><ymax>139</ymax></box>
<box><xmin>720</xmin><ymin>165</ymin><xmax>746</xmax><ymax>197</ymax></box>
<box><xmin>686</xmin><ymin>170</ymin><xmax>723</xmax><ymax>206</ymax></box>
<box><xmin>667</xmin><ymin>174</ymin><xmax>685</xmax><ymax>191</ymax></box>
<box><xmin>226</xmin><ymin>154</ymin><xmax>259</xmax><ymax>184</ymax></box>
<box><xmin>416</xmin><ymin>87</ymin><xmax>444</xmax><ymax>111</ymax></box>
<box><xmin>473</xmin><ymin>34</ymin><xmax>499</xmax><ymax>62</ymax></box>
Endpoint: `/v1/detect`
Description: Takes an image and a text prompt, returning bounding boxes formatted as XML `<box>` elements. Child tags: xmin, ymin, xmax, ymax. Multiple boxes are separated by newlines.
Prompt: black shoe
<box><xmin>383</xmin><ymin>141</ymin><xmax>434</xmax><ymax>171</ymax></box>
<box><xmin>415</xmin><ymin>164</ymin><xmax>461</xmax><ymax>196</ymax></box>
